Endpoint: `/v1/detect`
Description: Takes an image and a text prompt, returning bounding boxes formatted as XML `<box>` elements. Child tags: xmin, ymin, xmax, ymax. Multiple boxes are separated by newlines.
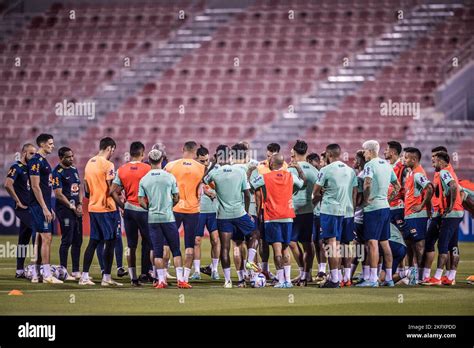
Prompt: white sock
<box><xmin>157</xmin><ymin>269</ymin><xmax>165</xmax><ymax>283</ymax></box>
<box><xmin>81</xmin><ymin>271</ymin><xmax>89</xmax><ymax>280</ymax></box>
<box><xmin>176</xmin><ymin>267</ymin><xmax>183</xmax><ymax>282</ymax></box>
<box><xmin>422</xmin><ymin>268</ymin><xmax>431</xmax><ymax>280</ymax></box>
<box><xmin>43</xmin><ymin>264</ymin><xmax>51</xmax><ymax>278</ymax></box>
<box><xmin>377</xmin><ymin>263</ymin><xmax>382</xmax><ymax>276</ymax></box>
<box><xmin>434</xmin><ymin>268</ymin><xmax>443</xmax><ymax>279</ymax></box>
<box><xmin>152</xmin><ymin>266</ymin><xmax>157</xmax><ymax>278</ymax></box>
<box><xmin>301</xmin><ymin>271</ymin><xmax>307</xmax><ymax>281</ymax></box>
<box><xmin>103</xmin><ymin>273</ymin><xmax>111</xmax><ymax>282</ymax></box>
<box><xmin>363</xmin><ymin>265</ymin><xmax>370</xmax><ymax>280</ymax></box>
<box><xmin>344</xmin><ymin>268</ymin><xmax>351</xmax><ymax>282</ymax></box>
<box><xmin>16</xmin><ymin>269</ymin><xmax>25</xmax><ymax>275</ymax></box>
<box><xmin>284</xmin><ymin>265</ymin><xmax>291</xmax><ymax>282</ymax></box>
<box><xmin>237</xmin><ymin>270</ymin><xmax>244</xmax><ymax>281</ymax></box>
<box><xmin>319</xmin><ymin>263</ymin><xmax>327</xmax><ymax>273</ymax></box>
<box><xmin>385</xmin><ymin>269</ymin><xmax>393</xmax><ymax>281</ymax></box>
<box><xmin>298</xmin><ymin>266</ymin><xmax>303</xmax><ymax>278</ymax></box>
<box><xmin>277</xmin><ymin>269</ymin><xmax>284</xmax><ymax>284</ymax></box>
<box><xmin>262</xmin><ymin>262</ymin><xmax>269</xmax><ymax>272</ymax></box>
<box><xmin>448</xmin><ymin>270</ymin><xmax>456</xmax><ymax>280</ymax></box>
<box><xmin>211</xmin><ymin>258</ymin><xmax>219</xmax><ymax>272</ymax></box>
<box><xmin>330</xmin><ymin>269</ymin><xmax>339</xmax><ymax>283</ymax></box>
<box><xmin>224</xmin><ymin>268</ymin><xmax>231</xmax><ymax>282</ymax></box>
<box><xmin>248</xmin><ymin>248</ymin><xmax>257</xmax><ymax>263</ymax></box>
<box><xmin>129</xmin><ymin>267</ymin><xmax>137</xmax><ymax>280</ymax></box>
<box><xmin>369</xmin><ymin>268</ymin><xmax>378</xmax><ymax>282</ymax></box>
<box><xmin>193</xmin><ymin>260</ymin><xmax>200</xmax><ymax>273</ymax></box>
<box><xmin>184</xmin><ymin>267</ymin><xmax>191</xmax><ymax>282</ymax></box>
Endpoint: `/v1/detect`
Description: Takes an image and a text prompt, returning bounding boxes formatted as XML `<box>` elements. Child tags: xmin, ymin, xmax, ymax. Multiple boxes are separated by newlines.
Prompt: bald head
<box><xmin>269</xmin><ymin>153</ymin><xmax>284</xmax><ymax>170</ymax></box>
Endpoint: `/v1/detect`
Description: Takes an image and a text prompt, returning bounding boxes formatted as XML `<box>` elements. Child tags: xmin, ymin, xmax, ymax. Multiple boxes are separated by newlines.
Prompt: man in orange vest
<box><xmin>249</xmin><ymin>153</ymin><xmax>306</xmax><ymax>288</ymax></box>
<box><xmin>422</xmin><ymin>146</ymin><xmax>447</xmax><ymax>282</ymax></box>
<box><xmin>422</xmin><ymin>151</ymin><xmax>464</xmax><ymax>286</ymax></box>
<box><xmin>401</xmin><ymin>147</ymin><xmax>433</xmax><ymax>285</ymax></box>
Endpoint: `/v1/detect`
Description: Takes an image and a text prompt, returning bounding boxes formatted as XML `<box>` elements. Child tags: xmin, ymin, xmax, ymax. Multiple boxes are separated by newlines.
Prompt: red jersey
<box><xmin>404</xmin><ymin>165</ymin><xmax>430</xmax><ymax>217</ymax></box>
<box><xmin>261</xmin><ymin>170</ymin><xmax>296</xmax><ymax>221</ymax></box>
<box><xmin>432</xmin><ymin>171</ymin><xmax>441</xmax><ymax>215</ymax></box>
<box><xmin>116</xmin><ymin>162</ymin><xmax>151</xmax><ymax>208</ymax></box>
<box><xmin>439</xmin><ymin>164</ymin><xmax>464</xmax><ymax>215</ymax></box>
<box><xmin>389</xmin><ymin>160</ymin><xmax>405</xmax><ymax>208</ymax></box>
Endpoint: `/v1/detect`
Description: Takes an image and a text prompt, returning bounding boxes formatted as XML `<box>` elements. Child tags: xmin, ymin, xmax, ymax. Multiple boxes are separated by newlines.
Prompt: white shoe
<box><xmin>43</xmin><ymin>276</ymin><xmax>63</xmax><ymax>284</ymax></box>
<box><xmin>101</xmin><ymin>279</ymin><xmax>123</xmax><ymax>287</ymax></box>
<box><xmin>79</xmin><ymin>278</ymin><xmax>95</xmax><ymax>285</ymax></box>
<box><xmin>224</xmin><ymin>280</ymin><xmax>232</xmax><ymax>288</ymax></box>
<box><xmin>65</xmin><ymin>274</ymin><xmax>76</xmax><ymax>281</ymax></box>
<box><xmin>396</xmin><ymin>277</ymin><xmax>409</xmax><ymax>285</ymax></box>
<box><xmin>71</xmin><ymin>272</ymin><xmax>82</xmax><ymax>280</ymax></box>
<box><xmin>31</xmin><ymin>276</ymin><xmax>39</xmax><ymax>283</ymax></box>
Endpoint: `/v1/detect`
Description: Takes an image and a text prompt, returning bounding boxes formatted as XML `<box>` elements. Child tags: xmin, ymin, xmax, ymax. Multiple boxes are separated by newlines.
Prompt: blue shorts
<box><xmin>264</xmin><ymin>222</ymin><xmax>292</xmax><ymax>244</ymax></box>
<box><xmin>149</xmin><ymin>222</ymin><xmax>181</xmax><ymax>258</ymax></box>
<box><xmin>425</xmin><ymin>216</ymin><xmax>442</xmax><ymax>252</ymax></box>
<box><xmin>390</xmin><ymin>208</ymin><xmax>405</xmax><ymax>232</ymax></box>
<box><xmin>320</xmin><ymin>213</ymin><xmax>344</xmax><ymax>241</ymax></box>
<box><xmin>217</xmin><ymin>214</ymin><xmax>255</xmax><ymax>241</ymax></box>
<box><xmin>363</xmin><ymin>208</ymin><xmax>390</xmax><ymax>241</ymax></box>
<box><xmin>341</xmin><ymin>217</ymin><xmax>355</xmax><ymax>244</ymax></box>
<box><xmin>89</xmin><ymin>211</ymin><xmax>122</xmax><ymax>240</ymax></box>
<box><xmin>354</xmin><ymin>222</ymin><xmax>364</xmax><ymax>243</ymax></box>
<box><xmin>123</xmin><ymin>208</ymin><xmax>150</xmax><ymax>249</ymax></box>
<box><xmin>292</xmin><ymin>213</ymin><xmax>313</xmax><ymax>243</ymax></box>
<box><xmin>403</xmin><ymin>217</ymin><xmax>427</xmax><ymax>242</ymax></box>
<box><xmin>312</xmin><ymin>215</ymin><xmax>321</xmax><ymax>242</ymax></box>
<box><xmin>174</xmin><ymin>212</ymin><xmax>200</xmax><ymax>249</ymax></box>
<box><xmin>90</xmin><ymin>211</ymin><xmax>120</xmax><ymax>241</ymax></box>
<box><xmin>237</xmin><ymin>215</ymin><xmax>258</xmax><ymax>243</ymax></box>
<box><xmin>196</xmin><ymin>212</ymin><xmax>218</xmax><ymax>237</ymax></box>
<box><xmin>383</xmin><ymin>241</ymin><xmax>407</xmax><ymax>275</ymax></box>
<box><xmin>29</xmin><ymin>204</ymin><xmax>53</xmax><ymax>233</ymax></box>
<box><xmin>438</xmin><ymin>217</ymin><xmax>463</xmax><ymax>254</ymax></box>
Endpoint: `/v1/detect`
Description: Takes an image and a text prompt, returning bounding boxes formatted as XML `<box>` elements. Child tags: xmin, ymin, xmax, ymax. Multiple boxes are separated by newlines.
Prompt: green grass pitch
<box><xmin>1</xmin><ymin>235</ymin><xmax>473</xmax><ymax>315</ymax></box>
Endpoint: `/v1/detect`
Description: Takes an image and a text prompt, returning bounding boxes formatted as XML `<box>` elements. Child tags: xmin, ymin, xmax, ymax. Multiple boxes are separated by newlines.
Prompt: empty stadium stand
<box><xmin>0</xmin><ymin>0</ymin><xmax>473</xmax><ymax>181</ymax></box>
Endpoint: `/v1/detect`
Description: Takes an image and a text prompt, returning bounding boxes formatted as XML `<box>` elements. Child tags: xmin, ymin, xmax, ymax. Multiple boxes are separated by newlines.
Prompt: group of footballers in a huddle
<box><xmin>5</xmin><ymin>133</ymin><xmax>474</xmax><ymax>288</ymax></box>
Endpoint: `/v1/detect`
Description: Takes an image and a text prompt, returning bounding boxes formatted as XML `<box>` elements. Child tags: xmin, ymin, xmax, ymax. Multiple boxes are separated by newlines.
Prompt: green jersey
<box><xmin>200</xmin><ymin>164</ymin><xmax>218</xmax><ymax>214</ymax></box>
<box><xmin>389</xmin><ymin>223</ymin><xmax>406</xmax><ymax>247</ymax></box>
<box><xmin>462</xmin><ymin>186</ymin><xmax>474</xmax><ymax>200</ymax></box>
<box><xmin>362</xmin><ymin>157</ymin><xmax>397</xmax><ymax>212</ymax></box>
<box><xmin>204</xmin><ymin>164</ymin><xmax>249</xmax><ymax>219</ymax></box>
<box><xmin>289</xmin><ymin>161</ymin><xmax>319</xmax><ymax>215</ymax></box>
<box><xmin>233</xmin><ymin>162</ymin><xmax>257</xmax><ymax>216</ymax></box>
<box><xmin>315</xmin><ymin>161</ymin><xmax>357</xmax><ymax>216</ymax></box>
<box><xmin>138</xmin><ymin>169</ymin><xmax>178</xmax><ymax>223</ymax></box>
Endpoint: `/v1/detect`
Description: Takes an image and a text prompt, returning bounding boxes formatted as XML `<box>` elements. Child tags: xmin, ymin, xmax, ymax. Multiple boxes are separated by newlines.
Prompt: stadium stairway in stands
<box><xmin>45</xmin><ymin>6</ymin><xmax>248</xmax><ymax>171</ymax></box>
<box><xmin>252</xmin><ymin>2</ymin><xmax>464</xmax><ymax>155</ymax></box>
